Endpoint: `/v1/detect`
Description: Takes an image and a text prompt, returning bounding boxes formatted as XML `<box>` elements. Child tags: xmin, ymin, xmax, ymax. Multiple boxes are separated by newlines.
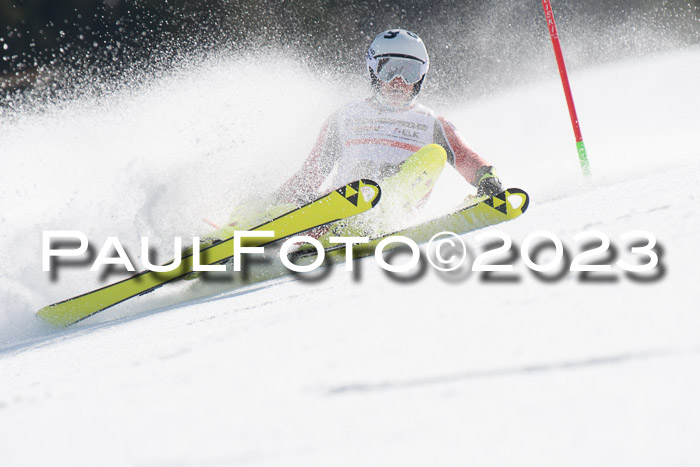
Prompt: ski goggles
<box><xmin>372</xmin><ymin>56</ymin><xmax>427</xmax><ymax>84</ymax></box>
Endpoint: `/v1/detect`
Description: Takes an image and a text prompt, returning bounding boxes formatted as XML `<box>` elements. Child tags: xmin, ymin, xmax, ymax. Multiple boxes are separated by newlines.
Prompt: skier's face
<box><xmin>378</xmin><ymin>76</ymin><xmax>414</xmax><ymax>106</ymax></box>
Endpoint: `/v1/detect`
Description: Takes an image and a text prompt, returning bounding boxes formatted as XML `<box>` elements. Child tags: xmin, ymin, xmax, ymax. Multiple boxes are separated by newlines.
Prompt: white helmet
<box><xmin>366</xmin><ymin>29</ymin><xmax>430</xmax><ymax>99</ymax></box>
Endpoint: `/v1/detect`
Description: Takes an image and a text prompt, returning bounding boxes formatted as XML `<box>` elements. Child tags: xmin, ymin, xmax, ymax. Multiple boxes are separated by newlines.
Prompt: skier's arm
<box><xmin>276</xmin><ymin>115</ymin><xmax>341</xmax><ymax>204</ymax></box>
<box><xmin>434</xmin><ymin>117</ymin><xmax>502</xmax><ymax>196</ymax></box>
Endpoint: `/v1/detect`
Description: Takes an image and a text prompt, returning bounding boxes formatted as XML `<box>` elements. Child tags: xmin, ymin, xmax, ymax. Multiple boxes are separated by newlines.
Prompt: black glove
<box><xmin>475</xmin><ymin>166</ymin><xmax>503</xmax><ymax>197</ymax></box>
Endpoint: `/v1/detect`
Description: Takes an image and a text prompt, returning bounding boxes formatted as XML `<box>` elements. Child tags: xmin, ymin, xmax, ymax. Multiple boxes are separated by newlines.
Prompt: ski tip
<box><xmin>413</xmin><ymin>144</ymin><xmax>448</xmax><ymax>164</ymax></box>
<box><xmin>504</xmin><ymin>188</ymin><xmax>530</xmax><ymax>214</ymax></box>
<box><xmin>358</xmin><ymin>179</ymin><xmax>382</xmax><ymax>207</ymax></box>
<box><xmin>335</xmin><ymin>179</ymin><xmax>381</xmax><ymax>210</ymax></box>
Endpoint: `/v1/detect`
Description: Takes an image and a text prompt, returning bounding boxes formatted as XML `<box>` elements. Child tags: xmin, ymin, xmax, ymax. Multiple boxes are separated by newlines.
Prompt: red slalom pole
<box><xmin>541</xmin><ymin>0</ymin><xmax>591</xmax><ymax>176</ymax></box>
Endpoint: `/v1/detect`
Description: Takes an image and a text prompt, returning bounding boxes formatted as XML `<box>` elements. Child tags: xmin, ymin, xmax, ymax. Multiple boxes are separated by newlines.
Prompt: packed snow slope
<box><xmin>0</xmin><ymin>47</ymin><xmax>699</xmax><ymax>466</ymax></box>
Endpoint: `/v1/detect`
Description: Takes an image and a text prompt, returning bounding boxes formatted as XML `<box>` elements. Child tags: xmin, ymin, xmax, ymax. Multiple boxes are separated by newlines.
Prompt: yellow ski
<box><xmin>38</xmin><ymin>179</ymin><xmax>382</xmax><ymax>327</ymax></box>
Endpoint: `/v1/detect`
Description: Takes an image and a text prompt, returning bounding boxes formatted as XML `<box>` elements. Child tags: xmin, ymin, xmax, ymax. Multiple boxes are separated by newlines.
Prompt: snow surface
<box><xmin>1</xmin><ymin>47</ymin><xmax>699</xmax><ymax>466</ymax></box>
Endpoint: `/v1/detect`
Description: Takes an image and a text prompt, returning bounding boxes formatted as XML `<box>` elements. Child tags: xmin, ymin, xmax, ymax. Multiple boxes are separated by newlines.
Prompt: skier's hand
<box><xmin>476</xmin><ymin>166</ymin><xmax>503</xmax><ymax>197</ymax></box>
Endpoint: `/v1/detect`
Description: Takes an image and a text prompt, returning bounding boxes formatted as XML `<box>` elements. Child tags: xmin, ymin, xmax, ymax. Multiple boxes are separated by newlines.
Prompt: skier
<box><xmin>276</xmin><ymin>28</ymin><xmax>503</xmax><ymax>205</ymax></box>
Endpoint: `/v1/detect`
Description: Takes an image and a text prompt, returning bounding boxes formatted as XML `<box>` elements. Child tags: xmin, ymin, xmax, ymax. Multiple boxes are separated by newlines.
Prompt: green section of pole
<box><xmin>576</xmin><ymin>141</ymin><xmax>591</xmax><ymax>176</ymax></box>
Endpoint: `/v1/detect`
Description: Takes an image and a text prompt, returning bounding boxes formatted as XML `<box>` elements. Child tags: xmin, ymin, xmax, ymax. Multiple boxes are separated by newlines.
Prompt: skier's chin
<box><xmin>379</xmin><ymin>92</ymin><xmax>414</xmax><ymax>109</ymax></box>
